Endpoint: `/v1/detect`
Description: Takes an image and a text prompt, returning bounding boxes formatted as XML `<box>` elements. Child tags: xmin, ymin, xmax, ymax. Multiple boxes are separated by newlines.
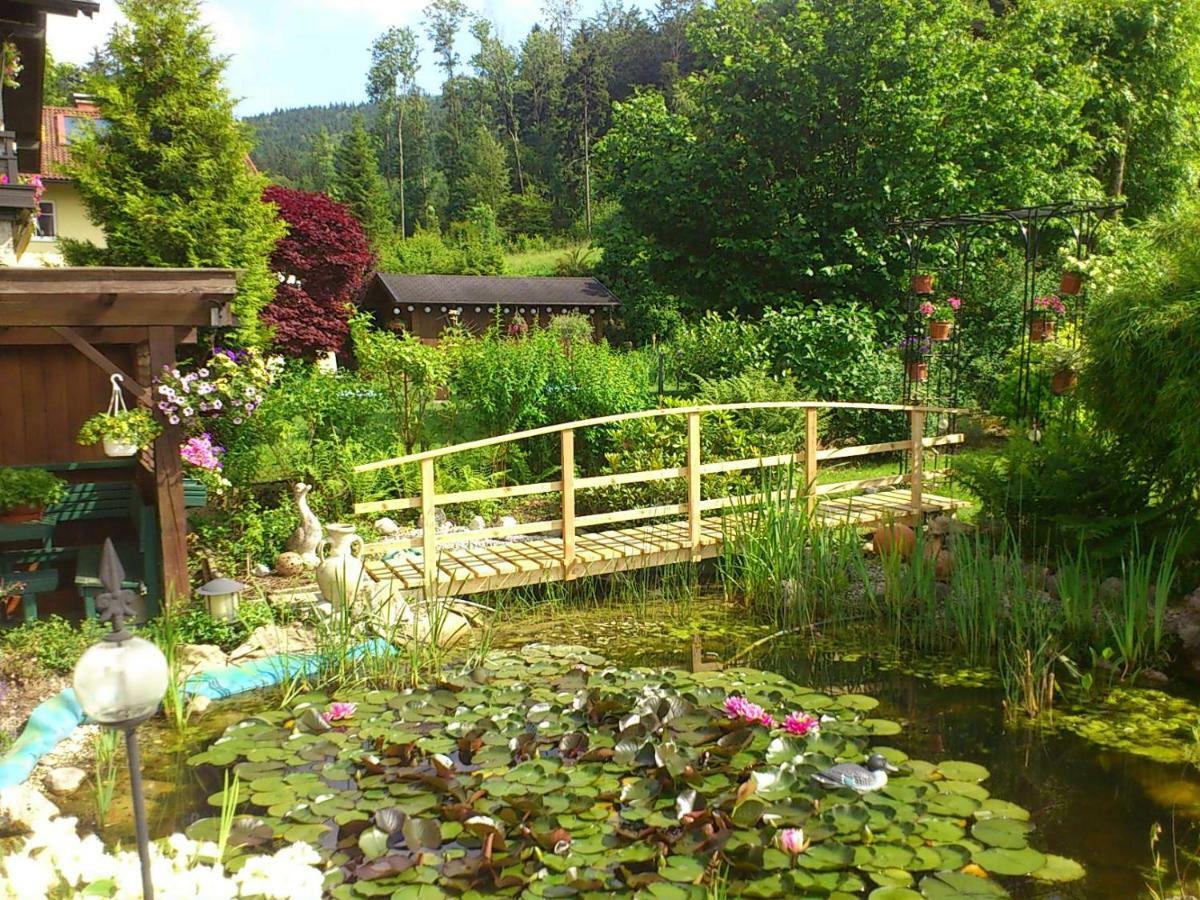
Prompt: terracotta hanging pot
<box><xmin>0</xmin><ymin>504</ymin><xmax>44</xmax><ymax>524</ymax></box>
<box><xmin>1059</xmin><ymin>271</ymin><xmax>1083</xmax><ymax>296</ymax></box>
<box><xmin>1029</xmin><ymin>316</ymin><xmax>1055</xmax><ymax>343</ymax></box>
<box><xmin>906</xmin><ymin>360</ymin><xmax>929</xmax><ymax>383</ymax></box>
<box><xmin>911</xmin><ymin>274</ymin><xmax>934</xmax><ymax>295</ymax></box>
<box><xmin>1050</xmin><ymin>368</ymin><xmax>1078</xmax><ymax>395</ymax></box>
<box><xmin>928</xmin><ymin>320</ymin><xmax>953</xmax><ymax>341</ymax></box>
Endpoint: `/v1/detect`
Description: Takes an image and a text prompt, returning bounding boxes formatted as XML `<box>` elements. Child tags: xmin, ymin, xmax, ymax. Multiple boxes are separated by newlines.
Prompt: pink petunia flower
<box><xmin>947</xmin><ymin>296</ymin><xmax>962</xmax><ymax>310</ymax></box>
<box><xmin>919</xmin><ymin>301</ymin><xmax>935</xmax><ymax>317</ymax></box>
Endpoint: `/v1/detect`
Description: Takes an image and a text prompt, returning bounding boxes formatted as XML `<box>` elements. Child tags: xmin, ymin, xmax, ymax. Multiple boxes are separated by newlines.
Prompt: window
<box><xmin>63</xmin><ymin>116</ymin><xmax>109</xmax><ymax>144</ymax></box>
<box><xmin>34</xmin><ymin>201</ymin><xmax>56</xmax><ymax>240</ymax></box>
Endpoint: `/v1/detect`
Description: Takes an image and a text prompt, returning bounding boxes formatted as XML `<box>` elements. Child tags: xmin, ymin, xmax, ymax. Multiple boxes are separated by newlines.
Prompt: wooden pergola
<box><xmin>0</xmin><ymin>267</ymin><xmax>240</xmax><ymax>599</ymax></box>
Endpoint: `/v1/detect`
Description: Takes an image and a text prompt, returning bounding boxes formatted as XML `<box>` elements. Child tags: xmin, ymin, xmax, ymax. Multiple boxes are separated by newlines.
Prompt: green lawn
<box><xmin>503</xmin><ymin>243</ymin><xmax>600</xmax><ymax>276</ymax></box>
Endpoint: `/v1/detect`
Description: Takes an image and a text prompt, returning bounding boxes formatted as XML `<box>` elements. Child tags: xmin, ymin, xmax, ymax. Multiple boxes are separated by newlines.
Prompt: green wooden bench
<box><xmin>1</xmin><ymin>566</ymin><xmax>59</xmax><ymax>623</ymax></box>
<box><xmin>1</xmin><ymin>461</ymin><xmax>209</xmax><ymax>623</ymax></box>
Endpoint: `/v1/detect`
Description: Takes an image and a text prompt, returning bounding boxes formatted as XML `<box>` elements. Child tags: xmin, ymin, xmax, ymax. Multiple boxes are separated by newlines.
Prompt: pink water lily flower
<box><xmin>321</xmin><ymin>701</ymin><xmax>357</xmax><ymax>724</ymax></box>
<box><xmin>782</xmin><ymin>712</ymin><xmax>820</xmax><ymax>737</ymax></box>
<box><xmin>724</xmin><ymin>695</ymin><xmax>774</xmax><ymax>727</ymax></box>
<box><xmin>776</xmin><ymin>827</ymin><xmax>807</xmax><ymax>855</ymax></box>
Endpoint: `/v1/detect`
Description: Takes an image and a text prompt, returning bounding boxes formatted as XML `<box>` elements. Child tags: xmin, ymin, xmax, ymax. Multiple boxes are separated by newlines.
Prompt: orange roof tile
<box><xmin>39</xmin><ymin>104</ymin><xmax>102</xmax><ymax>180</ymax></box>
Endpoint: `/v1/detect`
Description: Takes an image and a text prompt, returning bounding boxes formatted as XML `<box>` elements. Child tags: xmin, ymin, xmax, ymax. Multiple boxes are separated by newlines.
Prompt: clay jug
<box><xmin>316</xmin><ymin>523</ymin><xmax>372</xmax><ymax>606</ymax></box>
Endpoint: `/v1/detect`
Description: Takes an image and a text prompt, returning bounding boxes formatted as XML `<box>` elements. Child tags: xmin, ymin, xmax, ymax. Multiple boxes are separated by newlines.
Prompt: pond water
<box><xmin>63</xmin><ymin>594</ymin><xmax>1200</xmax><ymax>898</ymax></box>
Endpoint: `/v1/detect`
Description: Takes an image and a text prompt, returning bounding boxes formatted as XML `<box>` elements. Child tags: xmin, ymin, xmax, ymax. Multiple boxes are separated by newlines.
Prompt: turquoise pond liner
<box><xmin>0</xmin><ymin>639</ymin><xmax>395</xmax><ymax>790</ymax></box>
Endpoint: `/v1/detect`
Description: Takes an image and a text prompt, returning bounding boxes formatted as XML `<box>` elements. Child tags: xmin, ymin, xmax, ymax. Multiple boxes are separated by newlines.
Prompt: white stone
<box><xmin>252</xmin><ymin>563</ymin><xmax>272</xmax><ymax>577</ymax></box>
<box><xmin>186</xmin><ymin>694</ymin><xmax>212</xmax><ymax>718</ymax></box>
<box><xmin>0</xmin><ymin>784</ymin><xmax>59</xmax><ymax>836</ymax></box>
<box><xmin>500</xmin><ymin>515</ymin><xmax>518</xmax><ymax>529</ymax></box>
<box><xmin>374</xmin><ymin>516</ymin><xmax>401</xmax><ymax>537</ymax></box>
<box><xmin>44</xmin><ymin>766</ymin><xmax>87</xmax><ymax>797</ymax></box>
<box><xmin>176</xmin><ymin>643</ymin><xmax>227</xmax><ymax>680</ymax></box>
<box><xmin>469</xmin><ymin>515</ymin><xmax>486</xmax><ymax>532</ymax></box>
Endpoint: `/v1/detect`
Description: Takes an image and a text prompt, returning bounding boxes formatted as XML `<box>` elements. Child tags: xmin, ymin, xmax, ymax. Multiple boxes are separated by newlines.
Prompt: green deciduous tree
<box><xmin>367</xmin><ymin>26</ymin><xmax>420</xmax><ymax>235</ymax></box>
<box><xmin>62</xmin><ymin>0</ymin><xmax>284</xmax><ymax>345</ymax></box>
<box><xmin>332</xmin><ymin>114</ymin><xmax>393</xmax><ymax>246</ymax></box>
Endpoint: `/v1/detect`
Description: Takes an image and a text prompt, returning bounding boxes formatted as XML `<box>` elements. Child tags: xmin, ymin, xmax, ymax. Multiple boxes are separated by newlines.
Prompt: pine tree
<box><xmin>304</xmin><ymin>127</ymin><xmax>336</xmax><ymax>194</ymax></box>
<box><xmin>367</xmin><ymin>26</ymin><xmax>420</xmax><ymax>236</ymax></box>
<box><xmin>332</xmin><ymin>114</ymin><xmax>393</xmax><ymax>246</ymax></box>
<box><xmin>62</xmin><ymin>0</ymin><xmax>283</xmax><ymax>346</ymax></box>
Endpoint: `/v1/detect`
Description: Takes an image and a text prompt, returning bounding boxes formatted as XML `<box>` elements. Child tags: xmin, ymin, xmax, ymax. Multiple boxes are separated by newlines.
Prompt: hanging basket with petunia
<box><xmin>1029</xmin><ymin>294</ymin><xmax>1067</xmax><ymax>343</ymax></box>
<box><xmin>919</xmin><ymin>296</ymin><xmax>962</xmax><ymax>341</ymax></box>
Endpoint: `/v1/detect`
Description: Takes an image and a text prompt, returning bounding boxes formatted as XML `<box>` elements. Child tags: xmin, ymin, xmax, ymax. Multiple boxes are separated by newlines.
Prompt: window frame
<box><xmin>33</xmin><ymin>200</ymin><xmax>57</xmax><ymax>241</ymax></box>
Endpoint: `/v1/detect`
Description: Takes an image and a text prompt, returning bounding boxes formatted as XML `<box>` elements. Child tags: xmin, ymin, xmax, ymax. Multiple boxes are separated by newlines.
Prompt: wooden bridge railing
<box><xmin>353</xmin><ymin>402</ymin><xmax>967</xmax><ymax>593</ymax></box>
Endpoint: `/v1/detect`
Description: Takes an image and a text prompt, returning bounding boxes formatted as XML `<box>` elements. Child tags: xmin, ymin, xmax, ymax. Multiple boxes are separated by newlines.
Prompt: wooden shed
<box><xmin>0</xmin><ymin>267</ymin><xmax>239</xmax><ymax>621</ymax></box>
<box><xmin>362</xmin><ymin>274</ymin><xmax>620</xmax><ymax>343</ymax></box>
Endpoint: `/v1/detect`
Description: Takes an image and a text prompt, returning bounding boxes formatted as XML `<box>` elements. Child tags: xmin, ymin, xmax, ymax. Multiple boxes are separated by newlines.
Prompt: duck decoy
<box><xmin>811</xmin><ymin>753</ymin><xmax>899</xmax><ymax>793</ymax></box>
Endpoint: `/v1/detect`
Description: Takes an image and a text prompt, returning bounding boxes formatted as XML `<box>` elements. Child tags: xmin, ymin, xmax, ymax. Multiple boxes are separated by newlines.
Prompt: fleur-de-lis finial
<box><xmin>96</xmin><ymin>538</ymin><xmax>138</xmax><ymax>642</ymax></box>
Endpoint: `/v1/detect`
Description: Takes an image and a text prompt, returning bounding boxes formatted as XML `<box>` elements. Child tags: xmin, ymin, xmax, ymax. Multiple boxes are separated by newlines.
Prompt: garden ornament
<box><xmin>285</xmin><ymin>482</ymin><xmax>323</xmax><ymax>566</ymax></box>
<box><xmin>811</xmin><ymin>753</ymin><xmax>898</xmax><ymax>793</ymax></box>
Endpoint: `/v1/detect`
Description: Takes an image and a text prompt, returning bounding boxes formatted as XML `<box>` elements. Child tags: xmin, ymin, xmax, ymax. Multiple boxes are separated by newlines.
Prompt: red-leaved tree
<box><xmin>262</xmin><ymin>185</ymin><xmax>375</xmax><ymax>358</ymax></box>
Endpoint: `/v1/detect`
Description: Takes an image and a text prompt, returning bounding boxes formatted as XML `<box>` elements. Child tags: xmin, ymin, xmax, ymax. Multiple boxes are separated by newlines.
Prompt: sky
<box><xmin>46</xmin><ymin>0</ymin><xmax>619</xmax><ymax>117</ymax></box>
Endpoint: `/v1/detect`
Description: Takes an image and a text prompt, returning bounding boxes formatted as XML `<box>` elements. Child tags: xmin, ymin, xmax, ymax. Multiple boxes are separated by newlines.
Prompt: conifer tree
<box><xmin>62</xmin><ymin>0</ymin><xmax>283</xmax><ymax>346</ymax></box>
<box><xmin>332</xmin><ymin>115</ymin><xmax>394</xmax><ymax>246</ymax></box>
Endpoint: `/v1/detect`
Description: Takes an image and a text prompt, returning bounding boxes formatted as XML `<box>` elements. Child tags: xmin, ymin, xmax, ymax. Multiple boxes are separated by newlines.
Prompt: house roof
<box><xmin>39</xmin><ymin>103</ymin><xmax>101</xmax><ymax>179</ymax></box>
<box><xmin>369</xmin><ymin>274</ymin><xmax>620</xmax><ymax>309</ymax></box>
<box><xmin>7</xmin><ymin>0</ymin><xmax>99</xmax><ymax>15</ymax></box>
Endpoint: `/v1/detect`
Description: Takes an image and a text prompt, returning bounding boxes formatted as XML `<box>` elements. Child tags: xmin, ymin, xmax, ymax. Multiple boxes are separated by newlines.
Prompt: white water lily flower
<box><xmin>2</xmin><ymin>855</ymin><xmax>55</xmax><ymax>899</ymax></box>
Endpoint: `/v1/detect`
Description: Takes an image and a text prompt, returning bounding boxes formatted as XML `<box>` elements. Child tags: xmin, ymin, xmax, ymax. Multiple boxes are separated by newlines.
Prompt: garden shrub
<box><xmin>379</xmin><ymin>228</ymin><xmax>460</xmax><ymax>274</ymax></box>
<box><xmin>0</xmin><ymin>616</ymin><xmax>107</xmax><ymax>680</ymax></box>
<box><xmin>954</xmin><ymin>423</ymin><xmax>1173</xmax><ymax>560</ymax></box>
<box><xmin>446</xmin><ymin>205</ymin><xmax>505</xmax><ymax>275</ymax></box>
<box><xmin>669</xmin><ymin>311</ymin><xmax>766</xmax><ymax>387</ymax></box>
<box><xmin>1084</xmin><ymin>196</ymin><xmax>1200</xmax><ymax>503</ymax></box>
<box><xmin>148</xmin><ymin>599</ymin><xmax>275</xmax><ymax>654</ymax></box>
<box><xmin>760</xmin><ymin>304</ymin><xmax>903</xmax><ymax>444</ymax></box>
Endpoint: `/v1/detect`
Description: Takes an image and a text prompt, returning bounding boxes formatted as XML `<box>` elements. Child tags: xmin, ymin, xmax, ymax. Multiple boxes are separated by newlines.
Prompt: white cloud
<box><xmin>45</xmin><ymin>1</ymin><xmax>246</xmax><ymax>65</ymax></box>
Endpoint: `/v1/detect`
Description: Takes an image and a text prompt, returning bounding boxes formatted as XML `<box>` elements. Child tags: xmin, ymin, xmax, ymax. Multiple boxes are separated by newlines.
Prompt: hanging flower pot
<box><xmin>911</xmin><ymin>274</ymin><xmax>934</xmax><ymax>295</ymax></box>
<box><xmin>1050</xmin><ymin>368</ymin><xmax>1078</xmax><ymax>395</ymax></box>
<box><xmin>1059</xmin><ymin>270</ymin><xmax>1083</xmax><ymax>296</ymax></box>
<box><xmin>102</xmin><ymin>436</ymin><xmax>140</xmax><ymax>458</ymax></box>
<box><xmin>906</xmin><ymin>360</ymin><xmax>929</xmax><ymax>382</ymax></box>
<box><xmin>76</xmin><ymin>374</ymin><xmax>162</xmax><ymax>458</ymax></box>
<box><xmin>928</xmin><ymin>320</ymin><xmax>953</xmax><ymax>341</ymax></box>
<box><xmin>1029</xmin><ymin>315</ymin><xmax>1055</xmax><ymax>343</ymax></box>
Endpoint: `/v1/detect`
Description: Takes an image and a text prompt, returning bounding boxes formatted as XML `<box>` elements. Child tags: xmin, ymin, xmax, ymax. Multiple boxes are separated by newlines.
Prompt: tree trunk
<box><xmin>583</xmin><ymin>98</ymin><xmax>592</xmax><ymax>236</ymax></box>
<box><xmin>398</xmin><ymin>98</ymin><xmax>406</xmax><ymax>238</ymax></box>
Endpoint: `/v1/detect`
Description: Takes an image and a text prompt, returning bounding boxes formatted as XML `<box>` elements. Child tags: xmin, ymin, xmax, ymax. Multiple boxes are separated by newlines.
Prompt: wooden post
<box><xmin>148</xmin><ymin>327</ymin><xmax>188</xmax><ymax>604</ymax></box>
<box><xmin>804</xmin><ymin>408</ymin><xmax>818</xmax><ymax>516</ymax></box>
<box><xmin>686</xmin><ymin>411</ymin><xmax>702</xmax><ymax>558</ymax></box>
<box><xmin>561</xmin><ymin>429</ymin><xmax>576</xmax><ymax>579</ymax></box>
<box><xmin>420</xmin><ymin>457</ymin><xmax>437</xmax><ymax>599</ymax></box>
<box><xmin>910</xmin><ymin>409</ymin><xmax>925</xmax><ymax>519</ymax></box>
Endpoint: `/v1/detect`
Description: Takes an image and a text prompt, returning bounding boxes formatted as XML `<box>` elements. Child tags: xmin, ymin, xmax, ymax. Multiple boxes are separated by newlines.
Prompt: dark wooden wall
<box><xmin>0</xmin><ymin>344</ymin><xmax>136</xmax><ymax>466</ymax></box>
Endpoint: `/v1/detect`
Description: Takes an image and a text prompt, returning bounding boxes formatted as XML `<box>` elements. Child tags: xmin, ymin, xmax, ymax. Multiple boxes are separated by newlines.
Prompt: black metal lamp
<box><xmin>72</xmin><ymin>539</ymin><xmax>169</xmax><ymax>900</ymax></box>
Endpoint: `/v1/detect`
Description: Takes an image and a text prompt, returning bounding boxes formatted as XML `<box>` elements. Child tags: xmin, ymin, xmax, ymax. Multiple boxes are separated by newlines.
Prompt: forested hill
<box><xmin>244</xmin><ymin>102</ymin><xmax>375</xmax><ymax>184</ymax></box>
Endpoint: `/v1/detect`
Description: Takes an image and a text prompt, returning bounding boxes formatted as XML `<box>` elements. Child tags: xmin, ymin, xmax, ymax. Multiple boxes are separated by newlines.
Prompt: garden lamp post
<box><xmin>197</xmin><ymin>576</ymin><xmax>247</xmax><ymax>622</ymax></box>
<box><xmin>72</xmin><ymin>539</ymin><xmax>170</xmax><ymax>900</ymax></box>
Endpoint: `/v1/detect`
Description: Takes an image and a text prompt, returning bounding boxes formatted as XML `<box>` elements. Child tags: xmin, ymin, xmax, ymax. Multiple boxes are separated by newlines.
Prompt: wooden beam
<box><xmin>420</xmin><ymin>458</ymin><xmax>437</xmax><ymax>599</ymax></box>
<box><xmin>910</xmin><ymin>410</ymin><xmax>925</xmax><ymax>517</ymax></box>
<box><xmin>51</xmin><ymin>326</ymin><xmax>151</xmax><ymax>404</ymax></box>
<box><xmin>0</xmin><ymin>326</ymin><xmax>151</xmax><ymax>345</ymax></box>
<box><xmin>0</xmin><ymin>293</ymin><xmax>220</xmax><ymax>327</ymax></box>
<box><xmin>805</xmin><ymin>408</ymin><xmax>818</xmax><ymax>516</ymax></box>
<box><xmin>148</xmin><ymin>326</ymin><xmax>189</xmax><ymax>604</ymax></box>
<box><xmin>561</xmin><ymin>429</ymin><xmax>576</xmax><ymax>579</ymax></box>
<box><xmin>686</xmin><ymin>411</ymin><xmax>702</xmax><ymax>559</ymax></box>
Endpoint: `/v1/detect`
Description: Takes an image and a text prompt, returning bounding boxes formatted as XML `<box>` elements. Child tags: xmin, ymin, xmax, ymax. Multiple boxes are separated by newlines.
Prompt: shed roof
<box><xmin>371</xmin><ymin>274</ymin><xmax>620</xmax><ymax>308</ymax></box>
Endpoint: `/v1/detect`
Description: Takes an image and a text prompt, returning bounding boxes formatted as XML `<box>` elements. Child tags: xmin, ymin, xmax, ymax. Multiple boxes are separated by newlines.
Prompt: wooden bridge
<box><xmin>350</xmin><ymin>402</ymin><xmax>967</xmax><ymax>599</ymax></box>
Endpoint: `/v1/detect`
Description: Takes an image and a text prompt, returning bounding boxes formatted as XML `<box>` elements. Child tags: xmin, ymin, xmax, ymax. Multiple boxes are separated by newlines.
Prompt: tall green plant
<box><xmin>61</xmin><ymin>0</ymin><xmax>284</xmax><ymax>346</ymax></box>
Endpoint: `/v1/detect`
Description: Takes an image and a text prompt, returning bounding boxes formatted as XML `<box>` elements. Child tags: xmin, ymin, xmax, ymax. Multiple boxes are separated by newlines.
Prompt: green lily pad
<box><xmin>1030</xmin><ymin>853</ymin><xmax>1085</xmax><ymax>882</ymax></box>
<box><xmin>970</xmin><ymin>817</ymin><xmax>1033</xmax><ymax>849</ymax></box>
<box><xmin>919</xmin><ymin>871</ymin><xmax>1009</xmax><ymax>898</ymax></box>
<box><xmin>935</xmin><ymin>761</ymin><xmax>990</xmax><ymax>783</ymax></box>
<box><xmin>973</xmin><ymin>845</ymin><xmax>1048</xmax><ymax>876</ymax></box>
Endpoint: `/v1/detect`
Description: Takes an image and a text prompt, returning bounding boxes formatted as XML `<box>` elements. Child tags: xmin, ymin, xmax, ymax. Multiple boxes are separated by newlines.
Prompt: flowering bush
<box><xmin>1032</xmin><ymin>294</ymin><xmax>1068</xmax><ymax>320</ymax></box>
<box><xmin>897</xmin><ymin>335</ymin><xmax>931</xmax><ymax>361</ymax></box>
<box><xmin>154</xmin><ymin>348</ymin><xmax>282</xmax><ymax>432</ymax></box>
<box><xmin>0</xmin><ymin>173</ymin><xmax>45</xmax><ymax>206</ymax></box>
<box><xmin>0</xmin><ymin>815</ymin><xmax>325</xmax><ymax>899</ymax></box>
<box><xmin>918</xmin><ymin>295</ymin><xmax>962</xmax><ymax>321</ymax></box>
<box><xmin>180</xmin><ymin>434</ymin><xmax>231</xmax><ymax>494</ymax></box>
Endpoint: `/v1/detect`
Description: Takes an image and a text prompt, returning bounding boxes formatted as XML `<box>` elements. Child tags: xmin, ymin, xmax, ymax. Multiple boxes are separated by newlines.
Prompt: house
<box><xmin>15</xmin><ymin>94</ymin><xmax>106</xmax><ymax>265</ymax></box>
<box><xmin>362</xmin><ymin>274</ymin><xmax>620</xmax><ymax>343</ymax></box>
<box><xmin>0</xmin><ymin>0</ymin><xmax>99</xmax><ymax>263</ymax></box>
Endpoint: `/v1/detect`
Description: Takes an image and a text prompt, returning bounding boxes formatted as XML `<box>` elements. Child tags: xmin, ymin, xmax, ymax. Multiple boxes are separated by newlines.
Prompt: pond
<box><xmin>60</xmin><ymin>594</ymin><xmax>1200</xmax><ymax>898</ymax></box>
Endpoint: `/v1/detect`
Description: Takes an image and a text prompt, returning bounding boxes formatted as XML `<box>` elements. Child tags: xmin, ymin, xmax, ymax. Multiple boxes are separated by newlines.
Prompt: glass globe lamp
<box><xmin>73</xmin><ymin>634</ymin><xmax>169</xmax><ymax>726</ymax></box>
